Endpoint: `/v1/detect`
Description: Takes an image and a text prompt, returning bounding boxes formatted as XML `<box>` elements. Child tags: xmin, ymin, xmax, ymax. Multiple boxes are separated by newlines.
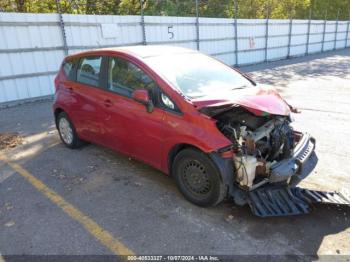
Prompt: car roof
<box><xmin>116</xmin><ymin>45</ymin><xmax>197</xmax><ymax>58</ymax></box>
<box><xmin>67</xmin><ymin>45</ymin><xmax>198</xmax><ymax>60</ymax></box>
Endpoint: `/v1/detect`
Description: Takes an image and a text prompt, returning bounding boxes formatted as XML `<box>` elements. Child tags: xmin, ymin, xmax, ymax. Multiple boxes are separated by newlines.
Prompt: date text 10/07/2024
<box><xmin>127</xmin><ymin>256</ymin><xmax>220</xmax><ymax>261</ymax></box>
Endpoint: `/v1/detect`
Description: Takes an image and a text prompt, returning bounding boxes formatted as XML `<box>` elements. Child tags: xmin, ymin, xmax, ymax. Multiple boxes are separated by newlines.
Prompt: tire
<box><xmin>173</xmin><ymin>148</ymin><xmax>226</xmax><ymax>207</ymax></box>
<box><xmin>56</xmin><ymin>112</ymin><xmax>83</xmax><ymax>149</ymax></box>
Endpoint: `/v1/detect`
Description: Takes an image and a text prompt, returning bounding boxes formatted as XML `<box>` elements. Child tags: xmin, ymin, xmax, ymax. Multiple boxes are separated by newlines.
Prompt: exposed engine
<box><xmin>215</xmin><ymin>107</ymin><xmax>295</xmax><ymax>189</ymax></box>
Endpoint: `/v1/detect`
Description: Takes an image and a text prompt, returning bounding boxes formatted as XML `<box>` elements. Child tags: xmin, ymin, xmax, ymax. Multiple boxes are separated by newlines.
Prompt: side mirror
<box><xmin>132</xmin><ymin>89</ymin><xmax>154</xmax><ymax>113</ymax></box>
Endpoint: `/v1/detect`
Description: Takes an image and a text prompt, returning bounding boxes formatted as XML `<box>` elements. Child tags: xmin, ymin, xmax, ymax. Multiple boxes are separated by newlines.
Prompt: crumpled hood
<box><xmin>191</xmin><ymin>84</ymin><xmax>291</xmax><ymax>116</ymax></box>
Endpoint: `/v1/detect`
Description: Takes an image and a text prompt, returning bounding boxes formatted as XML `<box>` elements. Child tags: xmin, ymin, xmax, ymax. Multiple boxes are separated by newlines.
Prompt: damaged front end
<box><xmin>202</xmin><ymin>102</ymin><xmax>350</xmax><ymax>217</ymax></box>
<box><xmin>213</xmin><ymin>106</ymin><xmax>315</xmax><ymax>191</ymax></box>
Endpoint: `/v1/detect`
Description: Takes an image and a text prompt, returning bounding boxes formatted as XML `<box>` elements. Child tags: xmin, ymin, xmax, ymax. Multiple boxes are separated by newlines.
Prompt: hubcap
<box><xmin>59</xmin><ymin>117</ymin><xmax>73</xmax><ymax>145</ymax></box>
<box><xmin>182</xmin><ymin>160</ymin><xmax>211</xmax><ymax>195</ymax></box>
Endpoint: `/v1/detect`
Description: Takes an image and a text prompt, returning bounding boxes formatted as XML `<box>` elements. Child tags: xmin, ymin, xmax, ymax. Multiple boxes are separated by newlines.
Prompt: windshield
<box><xmin>144</xmin><ymin>52</ymin><xmax>253</xmax><ymax>99</ymax></box>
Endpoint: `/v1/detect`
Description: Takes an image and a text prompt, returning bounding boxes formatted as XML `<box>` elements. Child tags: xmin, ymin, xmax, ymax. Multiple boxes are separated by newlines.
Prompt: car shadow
<box><xmin>78</xmin><ymin>144</ymin><xmax>350</xmax><ymax>257</ymax></box>
<box><xmin>223</xmin><ymin>200</ymin><xmax>350</xmax><ymax>257</ymax></box>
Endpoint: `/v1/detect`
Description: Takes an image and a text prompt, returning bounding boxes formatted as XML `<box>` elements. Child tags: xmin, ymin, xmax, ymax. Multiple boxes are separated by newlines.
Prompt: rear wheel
<box><xmin>173</xmin><ymin>148</ymin><xmax>226</xmax><ymax>207</ymax></box>
<box><xmin>57</xmin><ymin>112</ymin><xmax>83</xmax><ymax>149</ymax></box>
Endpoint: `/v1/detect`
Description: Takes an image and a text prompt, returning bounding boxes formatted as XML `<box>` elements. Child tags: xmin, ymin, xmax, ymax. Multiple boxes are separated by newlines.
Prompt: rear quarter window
<box><xmin>62</xmin><ymin>59</ymin><xmax>77</xmax><ymax>81</ymax></box>
<box><xmin>62</xmin><ymin>60</ymin><xmax>74</xmax><ymax>80</ymax></box>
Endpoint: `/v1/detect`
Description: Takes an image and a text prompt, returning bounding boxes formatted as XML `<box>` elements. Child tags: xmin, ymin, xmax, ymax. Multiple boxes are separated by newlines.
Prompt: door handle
<box><xmin>103</xmin><ymin>99</ymin><xmax>113</xmax><ymax>107</ymax></box>
<box><xmin>66</xmin><ymin>87</ymin><xmax>74</xmax><ymax>93</ymax></box>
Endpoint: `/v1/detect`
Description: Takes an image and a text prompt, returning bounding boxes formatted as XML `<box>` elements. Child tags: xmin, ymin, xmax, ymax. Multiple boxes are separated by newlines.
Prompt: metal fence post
<box><xmin>346</xmin><ymin>16</ymin><xmax>350</xmax><ymax>48</ymax></box>
<box><xmin>234</xmin><ymin>0</ymin><xmax>238</xmax><ymax>66</ymax></box>
<box><xmin>321</xmin><ymin>10</ymin><xmax>327</xmax><ymax>52</ymax></box>
<box><xmin>334</xmin><ymin>10</ymin><xmax>340</xmax><ymax>50</ymax></box>
<box><xmin>195</xmin><ymin>0</ymin><xmax>200</xmax><ymax>50</ymax></box>
<box><xmin>305</xmin><ymin>8</ymin><xmax>312</xmax><ymax>56</ymax></box>
<box><xmin>140</xmin><ymin>0</ymin><xmax>146</xmax><ymax>45</ymax></box>
<box><xmin>55</xmin><ymin>0</ymin><xmax>68</xmax><ymax>55</ymax></box>
<box><xmin>264</xmin><ymin>5</ymin><xmax>269</xmax><ymax>62</ymax></box>
<box><xmin>287</xmin><ymin>16</ymin><xmax>293</xmax><ymax>59</ymax></box>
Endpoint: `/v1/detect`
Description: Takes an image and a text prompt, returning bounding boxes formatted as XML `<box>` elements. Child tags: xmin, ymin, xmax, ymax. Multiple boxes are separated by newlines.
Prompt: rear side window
<box><xmin>77</xmin><ymin>56</ymin><xmax>103</xmax><ymax>87</ymax></box>
<box><xmin>107</xmin><ymin>57</ymin><xmax>157</xmax><ymax>98</ymax></box>
<box><xmin>62</xmin><ymin>59</ymin><xmax>77</xmax><ymax>81</ymax></box>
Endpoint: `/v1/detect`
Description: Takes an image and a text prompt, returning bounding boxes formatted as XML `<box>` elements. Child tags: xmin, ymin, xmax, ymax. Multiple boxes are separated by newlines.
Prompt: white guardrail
<box><xmin>0</xmin><ymin>12</ymin><xmax>349</xmax><ymax>104</ymax></box>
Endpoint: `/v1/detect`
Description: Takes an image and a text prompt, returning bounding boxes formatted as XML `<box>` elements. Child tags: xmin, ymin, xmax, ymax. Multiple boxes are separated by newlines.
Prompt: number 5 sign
<box><xmin>168</xmin><ymin>25</ymin><xmax>174</xmax><ymax>39</ymax></box>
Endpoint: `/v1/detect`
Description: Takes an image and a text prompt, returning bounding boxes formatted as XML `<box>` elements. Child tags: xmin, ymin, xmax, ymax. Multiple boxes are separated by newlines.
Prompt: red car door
<box><xmin>56</xmin><ymin>58</ymin><xmax>81</xmax><ymax>126</ymax></box>
<box><xmin>70</xmin><ymin>55</ymin><xmax>109</xmax><ymax>145</ymax></box>
<box><xmin>100</xmin><ymin>56</ymin><xmax>164</xmax><ymax>170</ymax></box>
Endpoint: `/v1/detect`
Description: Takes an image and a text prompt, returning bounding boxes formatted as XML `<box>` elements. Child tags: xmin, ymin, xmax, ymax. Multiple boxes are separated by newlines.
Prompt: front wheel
<box><xmin>173</xmin><ymin>149</ymin><xmax>226</xmax><ymax>207</ymax></box>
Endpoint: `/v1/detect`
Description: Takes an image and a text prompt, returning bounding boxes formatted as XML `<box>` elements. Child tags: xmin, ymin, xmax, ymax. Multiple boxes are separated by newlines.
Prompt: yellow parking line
<box><xmin>0</xmin><ymin>152</ymin><xmax>135</xmax><ymax>257</ymax></box>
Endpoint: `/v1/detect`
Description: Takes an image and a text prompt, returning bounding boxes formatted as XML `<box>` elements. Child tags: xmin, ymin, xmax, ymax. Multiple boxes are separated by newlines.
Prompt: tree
<box><xmin>1</xmin><ymin>0</ymin><xmax>350</xmax><ymax>20</ymax></box>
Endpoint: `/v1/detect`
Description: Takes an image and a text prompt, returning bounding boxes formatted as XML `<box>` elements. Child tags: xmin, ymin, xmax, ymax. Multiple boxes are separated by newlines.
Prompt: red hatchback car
<box><xmin>53</xmin><ymin>46</ymin><xmax>315</xmax><ymax>208</ymax></box>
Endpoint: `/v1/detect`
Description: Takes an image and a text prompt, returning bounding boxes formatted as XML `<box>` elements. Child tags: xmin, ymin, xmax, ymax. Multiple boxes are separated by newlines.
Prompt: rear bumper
<box><xmin>269</xmin><ymin>133</ymin><xmax>316</xmax><ymax>183</ymax></box>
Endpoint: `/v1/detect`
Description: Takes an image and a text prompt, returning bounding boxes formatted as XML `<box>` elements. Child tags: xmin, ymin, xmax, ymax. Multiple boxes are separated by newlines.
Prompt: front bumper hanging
<box><xmin>248</xmin><ymin>186</ymin><xmax>350</xmax><ymax>217</ymax></box>
<box><xmin>269</xmin><ymin>133</ymin><xmax>315</xmax><ymax>183</ymax></box>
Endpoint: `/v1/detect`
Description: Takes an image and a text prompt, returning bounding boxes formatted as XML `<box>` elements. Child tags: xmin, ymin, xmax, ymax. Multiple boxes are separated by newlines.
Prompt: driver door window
<box><xmin>107</xmin><ymin>57</ymin><xmax>157</xmax><ymax>99</ymax></box>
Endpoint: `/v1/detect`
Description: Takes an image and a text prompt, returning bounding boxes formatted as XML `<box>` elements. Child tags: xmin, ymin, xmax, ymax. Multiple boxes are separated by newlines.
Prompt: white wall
<box><xmin>0</xmin><ymin>12</ymin><xmax>349</xmax><ymax>104</ymax></box>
